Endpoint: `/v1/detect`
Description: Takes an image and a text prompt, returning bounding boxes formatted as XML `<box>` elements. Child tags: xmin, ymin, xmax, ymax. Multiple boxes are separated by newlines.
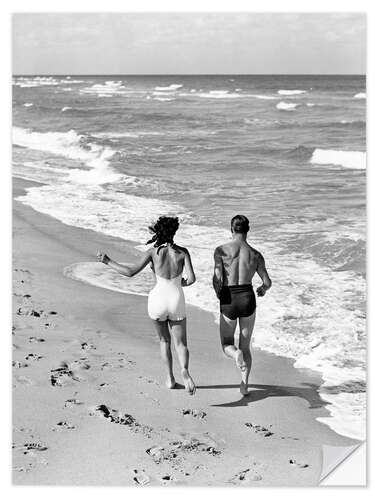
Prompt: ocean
<box><xmin>12</xmin><ymin>75</ymin><xmax>366</xmax><ymax>441</ymax></box>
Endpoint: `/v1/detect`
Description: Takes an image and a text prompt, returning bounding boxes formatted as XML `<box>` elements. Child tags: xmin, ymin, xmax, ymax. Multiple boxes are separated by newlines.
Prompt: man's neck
<box><xmin>232</xmin><ymin>233</ymin><xmax>247</xmax><ymax>242</ymax></box>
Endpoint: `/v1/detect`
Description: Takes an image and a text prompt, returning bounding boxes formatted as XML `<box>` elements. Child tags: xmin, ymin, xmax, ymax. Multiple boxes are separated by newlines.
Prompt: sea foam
<box><xmin>278</xmin><ymin>89</ymin><xmax>306</xmax><ymax>95</ymax></box>
<box><xmin>276</xmin><ymin>101</ymin><xmax>298</xmax><ymax>111</ymax></box>
<box><xmin>310</xmin><ymin>149</ymin><xmax>366</xmax><ymax>170</ymax></box>
<box><xmin>12</xmin><ymin>127</ymin><xmax>122</xmax><ymax>184</ymax></box>
<box><xmin>154</xmin><ymin>84</ymin><xmax>183</xmax><ymax>91</ymax></box>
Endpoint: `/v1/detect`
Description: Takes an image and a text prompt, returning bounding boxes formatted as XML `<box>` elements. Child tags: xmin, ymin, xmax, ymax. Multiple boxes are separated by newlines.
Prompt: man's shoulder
<box><xmin>214</xmin><ymin>242</ymin><xmax>230</xmax><ymax>254</ymax></box>
<box><xmin>248</xmin><ymin>245</ymin><xmax>263</xmax><ymax>261</ymax></box>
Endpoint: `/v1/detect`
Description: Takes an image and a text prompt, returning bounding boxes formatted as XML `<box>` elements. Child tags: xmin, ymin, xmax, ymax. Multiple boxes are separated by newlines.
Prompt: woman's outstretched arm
<box><xmin>97</xmin><ymin>250</ymin><xmax>152</xmax><ymax>277</ymax></box>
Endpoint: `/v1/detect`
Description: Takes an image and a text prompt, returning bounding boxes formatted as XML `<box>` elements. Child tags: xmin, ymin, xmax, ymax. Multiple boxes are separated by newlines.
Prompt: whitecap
<box><xmin>276</xmin><ymin>101</ymin><xmax>298</xmax><ymax>111</ymax></box>
<box><xmin>278</xmin><ymin>89</ymin><xmax>306</xmax><ymax>95</ymax></box>
<box><xmin>154</xmin><ymin>84</ymin><xmax>183</xmax><ymax>91</ymax></box>
<box><xmin>310</xmin><ymin>148</ymin><xmax>366</xmax><ymax>170</ymax></box>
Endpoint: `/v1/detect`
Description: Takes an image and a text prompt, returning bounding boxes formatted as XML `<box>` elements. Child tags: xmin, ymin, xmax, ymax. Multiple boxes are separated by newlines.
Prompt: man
<box><xmin>213</xmin><ymin>215</ymin><xmax>272</xmax><ymax>396</ymax></box>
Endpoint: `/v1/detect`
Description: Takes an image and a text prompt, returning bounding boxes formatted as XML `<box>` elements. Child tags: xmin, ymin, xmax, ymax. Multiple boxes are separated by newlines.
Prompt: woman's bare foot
<box><xmin>235</xmin><ymin>350</ymin><xmax>247</xmax><ymax>371</ymax></box>
<box><xmin>240</xmin><ymin>381</ymin><xmax>250</xmax><ymax>396</ymax></box>
<box><xmin>166</xmin><ymin>377</ymin><xmax>177</xmax><ymax>389</ymax></box>
<box><xmin>181</xmin><ymin>369</ymin><xmax>196</xmax><ymax>395</ymax></box>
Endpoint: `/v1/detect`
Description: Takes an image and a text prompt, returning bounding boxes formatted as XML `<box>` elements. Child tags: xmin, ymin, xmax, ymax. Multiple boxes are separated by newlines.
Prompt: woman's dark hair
<box><xmin>147</xmin><ymin>216</ymin><xmax>179</xmax><ymax>250</ymax></box>
<box><xmin>231</xmin><ymin>214</ymin><xmax>250</xmax><ymax>234</ymax></box>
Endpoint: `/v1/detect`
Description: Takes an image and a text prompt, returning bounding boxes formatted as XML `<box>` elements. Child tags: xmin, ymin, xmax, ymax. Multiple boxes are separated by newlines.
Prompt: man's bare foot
<box><xmin>181</xmin><ymin>369</ymin><xmax>196</xmax><ymax>395</ymax></box>
<box><xmin>235</xmin><ymin>350</ymin><xmax>247</xmax><ymax>371</ymax></box>
<box><xmin>166</xmin><ymin>377</ymin><xmax>177</xmax><ymax>389</ymax></box>
<box><xmin>240</xmin><ymin>381</ymin><xmax>250</xmax><ymax>396</ymax></box>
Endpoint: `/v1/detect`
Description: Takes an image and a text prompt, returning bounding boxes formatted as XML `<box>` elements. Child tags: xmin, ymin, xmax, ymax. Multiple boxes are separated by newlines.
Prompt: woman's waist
<box><xmin>151</xmin><ymin>278</ymin><xmax>183</xmax><ymax>290</ymax></box>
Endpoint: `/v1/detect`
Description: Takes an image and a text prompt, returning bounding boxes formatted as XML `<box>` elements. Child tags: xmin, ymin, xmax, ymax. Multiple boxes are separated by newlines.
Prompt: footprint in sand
<box><xmin>182</xmin><ymin>409</ymin><xmax>207</xmax><ymax>420</ymax></box>
<box><xmin>132</xmin><ymin>468</ymin><xmax>150</xmax><ymax>486</ymax></box>
<box><xmin>98</xmin><ymin>382</ymin><xmax>111</xmax><ymax>390</ymax></box>
<box><xmin>70</xmin><ymin>358</ymin><xmax>91</xmax><ymax>370</ymax></box>
<box><xmin>52</xmin><ymin>421</ymin><xmax>76</xmax><ymax>431</ymax></box>
<box><xmin>64</xmin><ymin>398</ymin><xmax>83</xmax><ymax>408</ymax></box>
<box><xmin>101</xmin><ymin>358</ymin><xmax>133</xmax><ymax>370</ymax></box>
<box><xmin>245</xmin><ymin>422</ymin><xmax>274</xmax><ymax>438</ymax></box>
<box><xmin>29</xmin><ymin>337</ymin><xmax>45</xmax><ymax>343</ymax></box>
<box><xmin>138</xmin><ymin>376</ymin><xmax>159</xmax><ymax>386</ymax></box>
<box><xmin>13</xmin><ymin>442</ymin><xmax>48</xmax><ymax>454</ymax></box>
<box><xmin>289</xmin><ymin>459</ymin><xmax>309</xmax><ymax>468</ymax></box>
<box><xmin>229</xmin><ymin>467</ymin><xmax>263</xmax><ymax>483</ymax></box>
<box><xmin>13</xmin><ymin>464</ymin><xmax>32</xmax><ymax>473</ymax></box>
<box><xmin>81</xmin><ymin>342</ymin><xmax>96</xmax><ymax>351</ymax></box>
<box><xmin>90</xmin><ymin>404</ymin><xmax>153</xmax><ymax>437</ymax></box>
<box><xmin>14</xmin><ymin>268</ymin><xmax>31</xmax><ymax>274</ymax></box>
<box><xmin>25</xmin><ymin>353</ymin><xmax>43</xmax><ymax>361</ymax></box>
<box><xmin>50</xmin><ymin>362</ymin><xmax>81</xmax><ymax>387</ymax></box>
<box><xmin>13</xmin><ymin>361</ymin><xmax>29</xmax><ymax>368</ymax></box>
<box><xmin>146</xmin><ymin>436</ymin><xmax>221</xmax><ymax>465</ymax></box>
<box><xmin>17</xmin><ymin>308</ymin><xmax>44</xmax><ymax>318</ymax></box>
<box><xmin>160</xmin><ymin>474</ymin><xmax>175</xmax><ymax>485</ymax></box>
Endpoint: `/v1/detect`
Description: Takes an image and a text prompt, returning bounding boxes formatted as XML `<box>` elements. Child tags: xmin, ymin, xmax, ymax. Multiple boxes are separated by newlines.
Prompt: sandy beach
<box><xmin>12</xmin><ymin>177</ymin><xmax>358</xmax><ymax>486</ymax></box>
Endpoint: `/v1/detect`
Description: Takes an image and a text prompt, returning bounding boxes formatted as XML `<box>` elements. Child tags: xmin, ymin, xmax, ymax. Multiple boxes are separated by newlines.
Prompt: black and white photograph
<box><xmin>11</xmin><ymin>10</ymin><xmax>367</xmax><ymax>486</ymax></box>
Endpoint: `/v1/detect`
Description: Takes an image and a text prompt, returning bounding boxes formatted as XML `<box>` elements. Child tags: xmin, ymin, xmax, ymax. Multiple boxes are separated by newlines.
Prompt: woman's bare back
<box><xmin>150</xmin><ymin>244</ymin><xmax>186</xmax><ymax>279</ymax></box>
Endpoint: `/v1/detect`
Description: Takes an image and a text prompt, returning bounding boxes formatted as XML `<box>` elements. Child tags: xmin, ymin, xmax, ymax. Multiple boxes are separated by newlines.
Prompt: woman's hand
<box><xmin>97</xmin><ymin>251</ymin><xmax>110</xmax><ymax>265</ymax></box>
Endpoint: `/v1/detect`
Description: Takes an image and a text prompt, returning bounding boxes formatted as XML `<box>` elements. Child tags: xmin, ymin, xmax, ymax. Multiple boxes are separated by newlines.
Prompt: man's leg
<box><xmin>220</xmin><ymin>314</ymin><xmax>246</xmax><ymax>370</ymax></box>
<box><xmin>169</xmin><ymin>319</ymin><xmax>196</xmax><ymax>395</ymax></box>
<box><xmin>151</xmin><ymin>319</ymin><xmax>175</xmax><ymax>388</ymax></box>
<box><xmin>238</xmin><ymin>311</ymin><xmax>256</xmax><ymax>395</ymax></box>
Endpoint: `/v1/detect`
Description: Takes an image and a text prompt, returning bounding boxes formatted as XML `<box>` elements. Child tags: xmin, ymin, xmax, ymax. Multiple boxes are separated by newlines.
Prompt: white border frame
<box><xmin>1</xmin><ymin>0</ymin><xmax>372</xmax><ymax>497</ymax></box>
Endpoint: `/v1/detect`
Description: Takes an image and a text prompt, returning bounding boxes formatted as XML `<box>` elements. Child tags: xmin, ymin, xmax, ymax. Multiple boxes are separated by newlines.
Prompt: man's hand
<box><xmin>97</xmin><ymin>251</ymin><xmax>110</xmax><ymax>265</ymax></box>
<box><xmin>256</xmin><ymin>285</ymin><xmax>267</xmax><ymax>297</ymax></box>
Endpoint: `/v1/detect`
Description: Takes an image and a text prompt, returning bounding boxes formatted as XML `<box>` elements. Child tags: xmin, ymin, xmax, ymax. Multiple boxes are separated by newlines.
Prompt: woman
<box><xmin>97</xmin><ymin>216</ymin><xmax>196</xmax><ymax>395</ymax></box>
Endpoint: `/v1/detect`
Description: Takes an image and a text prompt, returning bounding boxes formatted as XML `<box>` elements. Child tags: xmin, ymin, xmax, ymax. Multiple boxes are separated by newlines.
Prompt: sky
<box><xmin>12</xmin><ymin>13</ymin><xmax>366</xmax><ymax>75</ymax></box>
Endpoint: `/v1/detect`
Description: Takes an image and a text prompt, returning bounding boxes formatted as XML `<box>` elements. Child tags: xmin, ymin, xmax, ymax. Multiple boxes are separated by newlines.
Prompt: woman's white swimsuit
<box><xmin>148</xmin><ymin>273</ymin><xmax>186</xmax><ymax>321</ymax></box>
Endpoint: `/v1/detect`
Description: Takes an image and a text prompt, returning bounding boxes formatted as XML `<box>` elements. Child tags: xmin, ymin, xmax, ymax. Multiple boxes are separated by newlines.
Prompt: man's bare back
<box><xmin>215</xmin><ymin>239</ymin><xmax>260</xmax><ymax>286</ymax></box>
<box><xmin>213</xmin><ymin>239</ymin><xmax>271</xmax><ymax>298</ymax></box>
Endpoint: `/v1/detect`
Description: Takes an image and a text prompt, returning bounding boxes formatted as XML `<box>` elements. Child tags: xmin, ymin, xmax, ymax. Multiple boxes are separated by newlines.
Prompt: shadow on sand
<box><xmin>195</xmin><ymin>383</ymin><xmax>328</xmax><ymax>409</ymax></box>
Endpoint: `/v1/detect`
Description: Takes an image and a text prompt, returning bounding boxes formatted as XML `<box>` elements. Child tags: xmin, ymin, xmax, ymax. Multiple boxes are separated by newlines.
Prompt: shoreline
<box><xmin>12</xmin><ymin>176</ymin><xmax>358</xmax><ymax>486</ymax></box>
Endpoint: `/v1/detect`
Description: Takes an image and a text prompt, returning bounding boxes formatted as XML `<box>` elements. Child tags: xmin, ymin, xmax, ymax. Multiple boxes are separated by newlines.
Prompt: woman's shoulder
<box><xmin>173</xmin><ymin>244</ymin><xmax>190</xmax><ymax>255</ymax></box>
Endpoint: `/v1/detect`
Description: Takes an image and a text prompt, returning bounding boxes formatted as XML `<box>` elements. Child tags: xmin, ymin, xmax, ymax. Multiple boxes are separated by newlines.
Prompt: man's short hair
<box><xmin>231</xmin><ymin>214</ymin><xmax>250</xmax><ymax>234</ymax></box>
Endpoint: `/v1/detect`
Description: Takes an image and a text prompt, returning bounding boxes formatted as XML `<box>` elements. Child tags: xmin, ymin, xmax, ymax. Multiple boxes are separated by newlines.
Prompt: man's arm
<box><xmin>212</xmin><ymin>247</ymin><xmax>223</xmax><ymax>299</ymax></box>
<box><xmin>256</xmin><ymin>253</ymin><xmax>272</xmax><ymax>297</ymax></box>
<box><xmin>97</xmin><ymin>250</ymin><xmax>152</xmax><ymax>277</ymax></box>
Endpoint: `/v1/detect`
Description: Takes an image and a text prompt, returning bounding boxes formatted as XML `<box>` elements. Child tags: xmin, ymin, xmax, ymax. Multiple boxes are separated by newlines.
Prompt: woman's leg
<box><xmin>169</xmin><ymin>318</ymin><xmax>196</xmax><ymax>395</ymax></box>
<box><xmin>220</xmin><ymin>314</ymin><xmax>246</xmax><ymax>371</ymax></box>
<box><xmin>150</xmin><ymin>319</ymin><xmax>176</xmax><ymax>388</ymax></box>
<box><xmin>238</xmin><ymin>311</ymin><xmax>256</xmax><ymax>395</ymax></box>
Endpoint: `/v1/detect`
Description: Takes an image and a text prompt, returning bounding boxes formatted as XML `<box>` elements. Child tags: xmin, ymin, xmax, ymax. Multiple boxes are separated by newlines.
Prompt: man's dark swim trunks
<box><xmin>219</xmin><ymin>284</ymin><xmax>256</xmax><ymax>320</ymax></box>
